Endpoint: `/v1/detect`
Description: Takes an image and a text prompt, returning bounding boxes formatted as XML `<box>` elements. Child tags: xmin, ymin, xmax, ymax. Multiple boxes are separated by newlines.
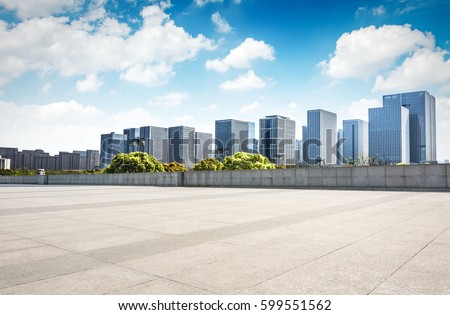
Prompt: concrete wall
<box><xmin>0</xmin><ymin>164</ymin><xmax>449</xmax><ymax>191</ymax></box>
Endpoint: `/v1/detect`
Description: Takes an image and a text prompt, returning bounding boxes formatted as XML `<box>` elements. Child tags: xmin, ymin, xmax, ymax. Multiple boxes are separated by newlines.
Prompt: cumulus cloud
<box><xmin>373</xmin><ymin>48</ymin><xmax>450</xmax><ymax>93</ymax></box>
<box><xmin>372</xmin><ymin>5</ymin><xmax>386</xmax><ymax>16</ymax></box>
<box><xmin>211</xmin><ymin>12</ymin><xmax>232</xmax><ymax>33</ymax></box>
<box><xmin>206</xmin><ymin>38</ymin><xmax>275</xmax><ymax>72</ymax></box>
<box><xmin>219</xmin><ymin>70</ymin><xmax>270</xmax><ymax>91</ymax></box>
<box><xmin>0</xmin><ymin>0</ymin><xmax>83</xmax><ymax>19</ymax></box>
<box><xmin>343</xmin><ymin>98</ymin><xmax>381</xmax><ymax>121</ymax></box>
<box><xmin>75</xmin><ymin>73</ymin><xmax>104</xmax><ymax>92</ymax></box>
<box><xmin>0</xmin><ymin>100</ymin><xmax>160</xmax><ymax>154</ymax></box>
<box><xmin>41</xmin><ymin>83</ymin><xmax>52</xmax><ymax>95</ymax></box>
<box><xmin>318</xmin><ymin>24</ymin><xmax>435</xmax><ymax>79</ymax></box>
<box><xmin>0</xmin><ymin>2</ymin><xmax>214</xmax><ymax>86</ymax></box>
<box><xmin>239</xmin><ymin>101</ymin><xmax>260</xmax><ymax>114</ymax></box>
<box><xmin>194</xmin><ymin>0</ymin><xmax>223</xmax><ymax>6</ymax></box>
<box><xmin>148</xmin><ymin>92</ymin><xmax>189</xmax><ymax>106</ymax></box>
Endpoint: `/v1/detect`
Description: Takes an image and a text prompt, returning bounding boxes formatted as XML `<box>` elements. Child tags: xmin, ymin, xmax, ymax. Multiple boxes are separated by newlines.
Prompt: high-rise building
<box><xmin>369</xmin><ymin>103</ymin><xmax>410</xmax><ymax>164</ymax></box>
<box><xmin>168</xmin><ymin>126</ymin><xmax>195</xmax><ymax>167</ymax></box>
<box><xmin>342</xmin><ymin>119</ymin><xmax>368</xmax><ymax>163</ymax></box>
<box><xmin>123</xmin><ymin>128</ymin><xmax>141</xmax><ymax>153</ymax></box>
<box><xmin>59</xmin><ymin>151</ymin><xmax>81</xmax><ymax>170</ymax></box>
<box><xmin>0</xmin><ymin>155</ymin><xmax>11</xmax><ymax>170</ymax></box>
<box><xmin>259</xmin><ymin>115</ymin><xmax>296</xmax><ymax>165</ymax></box>
<box><xmin>74</xmin><ymin>150</ymin><xmax>100</xmax><ymax>170</ymax></box>
<box><xmin>383</xmin><ymin>91</ymin><xmax>436</xmax><ymax>163</ymax></box>
<box><xmin>305</xmin><ymin>109</ymin><xmax>337</xmax><ymax>164</ymax></box>
<box><xmin>140</xmin><ymin>126</ymin><xmax>169</xmax><ymax>163</ymax></box>
<box><xmin>100</xmin><ymin>132</ymin><xmax>124</xmax><ymax>168</ymax></box>
<box><xmin>215</xmin><ymin>119</ymin><xmax>256</xmax><ymax>160</ymax></box>
<box><xmin>195</xmin><ymin>131</ymin><xmax>213</xmax><ymax>163</ymax></box>
<box><xmin>295</xmin><ymin>139</ymin><xmax>302</xmax><ymax>165</ymax></box>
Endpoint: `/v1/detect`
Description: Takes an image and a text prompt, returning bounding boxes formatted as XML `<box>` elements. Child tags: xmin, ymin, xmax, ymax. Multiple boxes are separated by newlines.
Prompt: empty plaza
<box><xmin>0</xmin><ymin>185</ymin><xmax>449</xmax><ymax>295</ymax></box>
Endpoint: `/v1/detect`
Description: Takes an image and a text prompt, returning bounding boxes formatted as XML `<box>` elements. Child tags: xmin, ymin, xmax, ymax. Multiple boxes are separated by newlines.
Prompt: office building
<box><xmin>0</xmin><ymin>155</ymin><xmax>11</xmax><ymax>169</ymax></box>
<box><xmin>140</xmin><ymin>126</ymin><xmax>169</xmax><ymax>163</ymax></box>
<box><xmin>342</xmin><ymin>119</ymin><xmax>368</xmax><ymax>163</ymax></box>
<box><xmin>74</xmin><ymin>150</ymin><xmax>100</xmax><ymax>170</ymax></box>
<box><xmin>100</xmin><ymin>132</ymin><xmax>124</xmax><ymax>168</ymax></box>
<box><xmin>168</xmin><ymin>126</ymin><xmax>195</xmax><ymax>167</ymax></box>
<box><xmin>295</xmin><ymin>139</ymin><xmax>302</xmax><ymax>165</ymax></box>
<box><xmin>123</xmin><ymin>128</ymin><xmax>141</xmax><ymax>153</ymax></box>
<box><xmin>259</xmin><ymin>115</ymin><xmax>296</xmax><ymax>165</ymax></box>
<box><xmin>195</xmin><ymin>131</ymin><xmax>213</xmax><ymax>163</ymax></box>
<box><xmin>215</xmin><ymin>119</ymin><xmax>256</xmax><ymax>160</ymax></box>
<box><xmin>383</xmin><ymin>91</ymin><xmax>436</xmax><ymax>163</ymax></box>
<box><xmin>369</xmin><ymin>103</ymin><xmax>410</xmax><ymax>164</ymax></box>
<box><xmin>305</xmin><ymin>109</ymin><xmax>337</xmax><ymax>164</ymax></box>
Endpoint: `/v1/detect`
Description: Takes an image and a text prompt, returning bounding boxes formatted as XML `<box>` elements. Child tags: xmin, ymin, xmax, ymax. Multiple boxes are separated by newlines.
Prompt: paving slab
<box><xmin>0</xmin><ymin>185</ymin><xmax>449</xmax><ymax>294</ymax></box>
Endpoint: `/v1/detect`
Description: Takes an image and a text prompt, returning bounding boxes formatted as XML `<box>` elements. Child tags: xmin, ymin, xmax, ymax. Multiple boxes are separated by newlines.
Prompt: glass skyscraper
<box><xmin>259</xmin><ymin>115</ymin><xmax>296</xmax><ymax>165</ymax></box>
<box><xmin>168</xmin><ymin>126</ymin><xmax>196</xmax><ymax>167</ymax></box>
<box><xmin>100</xmin><ymin>132</ymin><xmax>124</xmax><ymax>168</ymax></box>
<box><xmin>369</xmin><ymin>103</ymin><xmax>410</xmax><ymax>164</ymax></box>
<box><xmin>140</xmin><ymin>126</ymin><xmax>169</xmax><ymax>163</ymax></box>
<box><xmin>194</xmin><ymin>131</ymin><xmax>213</xmax><ymax>163</ymax></box>
<box><xmin>305</xmin><ymin>109</ymin><xmax>337</xmax><ymax>164</ymax></box>
<box><xmin>383</xmin><ymin>91</ymin><xmax>436</xmax><ymax>163</ymax></box>
<box><xmin>123</xmin><ymin>128</ymin><xmax>140</xmax><ymax>153</ymax></box>
<box><xmin>215</xmin><ymin>119</ymin><xmax>256</xmax><ymax>160</ymax></box>
<box><xmin>342</xmin><ymin>119</ymin><xmax>368</xmax><ymax>163</ymax></box>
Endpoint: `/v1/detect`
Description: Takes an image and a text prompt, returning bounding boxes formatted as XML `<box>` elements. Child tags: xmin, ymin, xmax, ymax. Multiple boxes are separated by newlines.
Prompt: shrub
<box><xmin>104</xmin><ymin>152</ymin><xmax>164</xmax><ymax>173</ymax></box>
<box><xmin>193</xmin><ymin>158</ymin><xmax>224</xmax><ymax>171</ymax></box>
<box><xmin>222</xmin><ymin>152</ymin><xmax>275</xmax><ymax>170</ymax></box>
<box><xmin>163</xmin><ymin>162</ymin><xmax>187</xmax><ymax>172</ymax></box>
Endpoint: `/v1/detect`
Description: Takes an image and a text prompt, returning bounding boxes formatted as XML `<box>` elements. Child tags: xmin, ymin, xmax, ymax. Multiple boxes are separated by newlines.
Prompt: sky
<box><xmin>0</xmin><ymin>0</ymin><xmax>449</xmax><ymax>160</ymax></box>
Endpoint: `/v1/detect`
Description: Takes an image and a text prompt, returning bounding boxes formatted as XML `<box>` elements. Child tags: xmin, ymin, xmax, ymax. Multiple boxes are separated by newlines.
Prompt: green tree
<box><xmin>104</xmin><ymin>152</ymin><xmax>164</xmax><ymax>173</ymax></box>
<box><xmin>222</xmin><ymin>152</ymin><xmax>275</xmax><ymax>170</ymax></box>
<box><xmin>162</xmin><ymin>162</ymin><xmax>187</xmax><ymax>172</ymax></box>
<box><xmin>193</xmin><ymin>158</ymin><xmax>224</xmax><ymax>171</ymax></box>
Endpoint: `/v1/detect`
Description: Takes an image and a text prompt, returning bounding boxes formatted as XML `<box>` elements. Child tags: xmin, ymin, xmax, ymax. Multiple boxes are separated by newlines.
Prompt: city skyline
<box><xmin>0</xmin><ymin>1</ymin><xmax>449</xmax><ymax>159</ymax></box>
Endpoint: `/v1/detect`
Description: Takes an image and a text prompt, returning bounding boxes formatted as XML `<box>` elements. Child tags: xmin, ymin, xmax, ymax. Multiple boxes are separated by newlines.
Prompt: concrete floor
<box><xmin>0</xmin><ymin>185</ymin><xmax>449</xmax><ymax>295</ymax></box>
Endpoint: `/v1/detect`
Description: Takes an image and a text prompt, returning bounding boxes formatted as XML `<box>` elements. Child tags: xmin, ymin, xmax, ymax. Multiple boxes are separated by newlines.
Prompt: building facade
<box><xmin>100</xmin><ymin>132</ymin><xmax>124</xmax><ymax>169</ymax></box>
<box><xmin>168</xmin><ymin>126</ymin><xmax>196</xmax><ymax>167</ymax></box>
<box><xmin>369</xmin><ymin>103</ymin><xmax>410</xmax><ymax>164</ymax></box>
<box><xmin>383</xmin><ymin>91</ymin><xmax>436</xmax><ymax>163</ymax></box>
<box><xmin>305</xmin><ymin>109</ymin><xmax>337</xmax><ymax>164</ymax></box>
<box><xmin>215</xmin><ymin>119</ymin><xmax>256</xmax><ymax>160</ymax></box>
<box><xmin>139</xmin><ymin>126</ymin><xmax>169</xmax><ymax>163</ymax></box>
<box><xmin>195</xmin><ymin>131</ymin><xmax>213</xmax><ymax>163</ymax></box>
<box><xmin>342</xmin><ymin>119</ymin><xmax>368</xmax><ymax>164</ymax></box>
<box><xmin>123</xmin><ymin>128</ymin><xmax>141</xmax><ymax>153</ymax></box>
<box><xmin>0</xmin><ymin>155</ymin><xmax>11</xmax><ymax>170</ymax></box>
<box><xmin>259</xmin><ymin>115</ymin><xmax>296</xmax><ymax>165</ymax></box>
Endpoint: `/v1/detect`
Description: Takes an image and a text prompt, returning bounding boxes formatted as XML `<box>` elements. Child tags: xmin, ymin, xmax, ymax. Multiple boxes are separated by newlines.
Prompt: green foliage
<box><xmin>0</xmin><ymin>168</ymin><xmax>35</xmax><ymax>176</ymax></box>
<box><xmin>163</xmin><ymin>162</ymin><xmax>187</xmax><ymax>172</ymax></box>
<box><xmin>193</xmin><ymin>158</ymin><xmax>224</xmax><ymax>171</ymax></box>
<box><xmin>222</xmin><ymin>152</ymin><xmax>275</xmax><ymax>170</ymax></box>
<box><xmin>104</xmin><ymin>152</ymin><xmax>165</xmax><ymax>173</ymax></box>
<box><xmin>275</xmin><ymin>164</ymin><xmax>286</xmax><ymax>169</ymax></box>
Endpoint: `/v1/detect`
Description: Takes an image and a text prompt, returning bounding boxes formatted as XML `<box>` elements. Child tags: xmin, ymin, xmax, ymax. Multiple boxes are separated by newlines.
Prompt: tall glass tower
<box><xmin>123</xmin><ymin>128</ymin><xmax>140</xmax><ymax>153</ymax></box>
<box><xmin>168</xmin><ymin>126</ymin><xmax>195</xmax><ymax>167</ymax></box>
<box><xmin>369</xmin><ymin>104</ymin><xmax>410</xmax><ymax>164</ymax></box>
<box><xmin>215</xmin><ymin>119</ymin><xmax>256</xmax><ymax>160</ymax></box>
<box><xmin>100</xmin><ymin>132</ymin><xmax>124</xmax><ymax>168</ymax></box>
<box><xmin>305</xmin><ymin>109</ymin><xmax>337</xmax><ymax>164</ymax></box>
<box><xmin>140</xmin><ymin>126</ymin><xmax>169</xmax><ymax>163</ymax></box>
<box><xmin>382</xmin><ymin>91</ymin><xmax>436</xmax><ymax>163</ymax></box>
<box><xmin>259</xmin><ymin>115</ymin><xmax>296</xmax><ymax>165</ymax></box>
<box><xmin>342</xmin><ymin>119</ymin><xmax>368</xmax><ymax>163</ymax></box>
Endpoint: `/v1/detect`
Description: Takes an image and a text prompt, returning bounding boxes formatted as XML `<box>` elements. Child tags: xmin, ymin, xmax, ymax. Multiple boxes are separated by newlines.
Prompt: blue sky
<box><xmin>0</xmin><ymin>0</ymin><xmax>449</xmax><ymax>160</ymax></box>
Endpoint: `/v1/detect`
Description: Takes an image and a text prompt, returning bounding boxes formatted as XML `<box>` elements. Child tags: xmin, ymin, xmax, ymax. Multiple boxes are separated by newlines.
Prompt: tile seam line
<box><xmin>366</xmin><ymin>225</ymin><xmax>450</xmax><ymax>295</ymax></box>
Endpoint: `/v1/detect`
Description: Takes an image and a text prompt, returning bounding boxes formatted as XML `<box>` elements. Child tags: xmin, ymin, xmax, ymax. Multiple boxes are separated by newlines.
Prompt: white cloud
<box><xmin>0</xmin><ymin>90</ymin><xmax>4</xmax><ymax>96</ymax></box>
<box><xmin>173</xmin><ymin>115</ymin><xmax>194</xmax><ymax>123</ymax></box>
<box><xmin>343</xmin><ymin>98</ymin><xmax>381</xmax><ymax>121</ymax></box>
<box><xmin>201</xmin><ymin>104</ymin><xmax>219</xmax><ymax>111</ymax></box>
<box><xmin>318</xmin><ymin>25</ymin><xmax>435</xmax><ymax>79</ymax></box>
<box><xmin>0</xmin><ymin>2</ymin><xmax>215</xmax><ymax>86</ymax></box>
<box><xmin>0</xmin><ymin>100</ymin><xmax>161</xmax><ymax>154</ymax></box>
<box><xmin>233</xmin><ymin>0</ymin><xmax>242</xmax><ymax>3</ymax></box>
<box><xmin>41</xmin><ymin>83</ymin><xmax>52</xmax><ymax>95</ymax></box>
<box><xmin>436</xmin><ymin>97</ymin><xmax>450</xmax><ymax>160</ymax></box>
<box><xmin>0</xmin><ymin>0</ymin><xmax>83</xmax><ymax>19</ymax></box>
<box><xmin>373</xmin><ymin>48</ymin><xmax>450</xmax><ymax>93</ymax></box>
<box><xmin>194</xmin><ymin>0</ymin><xmax>223</xmax><ymax>6</ymax></box>
<box><xmin>75</xmin><ymin>73</ymin><xmax>104</xmax><ymax>92</ymax></box>
<box><xmin>206</xmin><ymin>38</ymin><xmax>275</xmax><ymax>72</ymax></box>
<box><xmin>372</xmin><ymin>5</ymin><xmax>386</xmax><ymax>16</ymax></box>
<box><xmin>219</xmin><ymin>70</ymin><xmax>270</xmax><ymax>91</ymax></box>
<box><xmin>211</xmin><ymin>12</ymin><xmax>232</xmax><ymax>33</ymax></box>
<box><xmin>239</xmin><ymin>101</ymin><xmax>260</xmax><ymax>114</ymax></box>
<box><xmin>148</xmin><ymin>92</ymin><xmax>189</xmax><ymax>106</ymax></box>
<box><xmin>288</xmin><ymin>102</ymin><xmax>299</xmax><ymax>110</ymax></box>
